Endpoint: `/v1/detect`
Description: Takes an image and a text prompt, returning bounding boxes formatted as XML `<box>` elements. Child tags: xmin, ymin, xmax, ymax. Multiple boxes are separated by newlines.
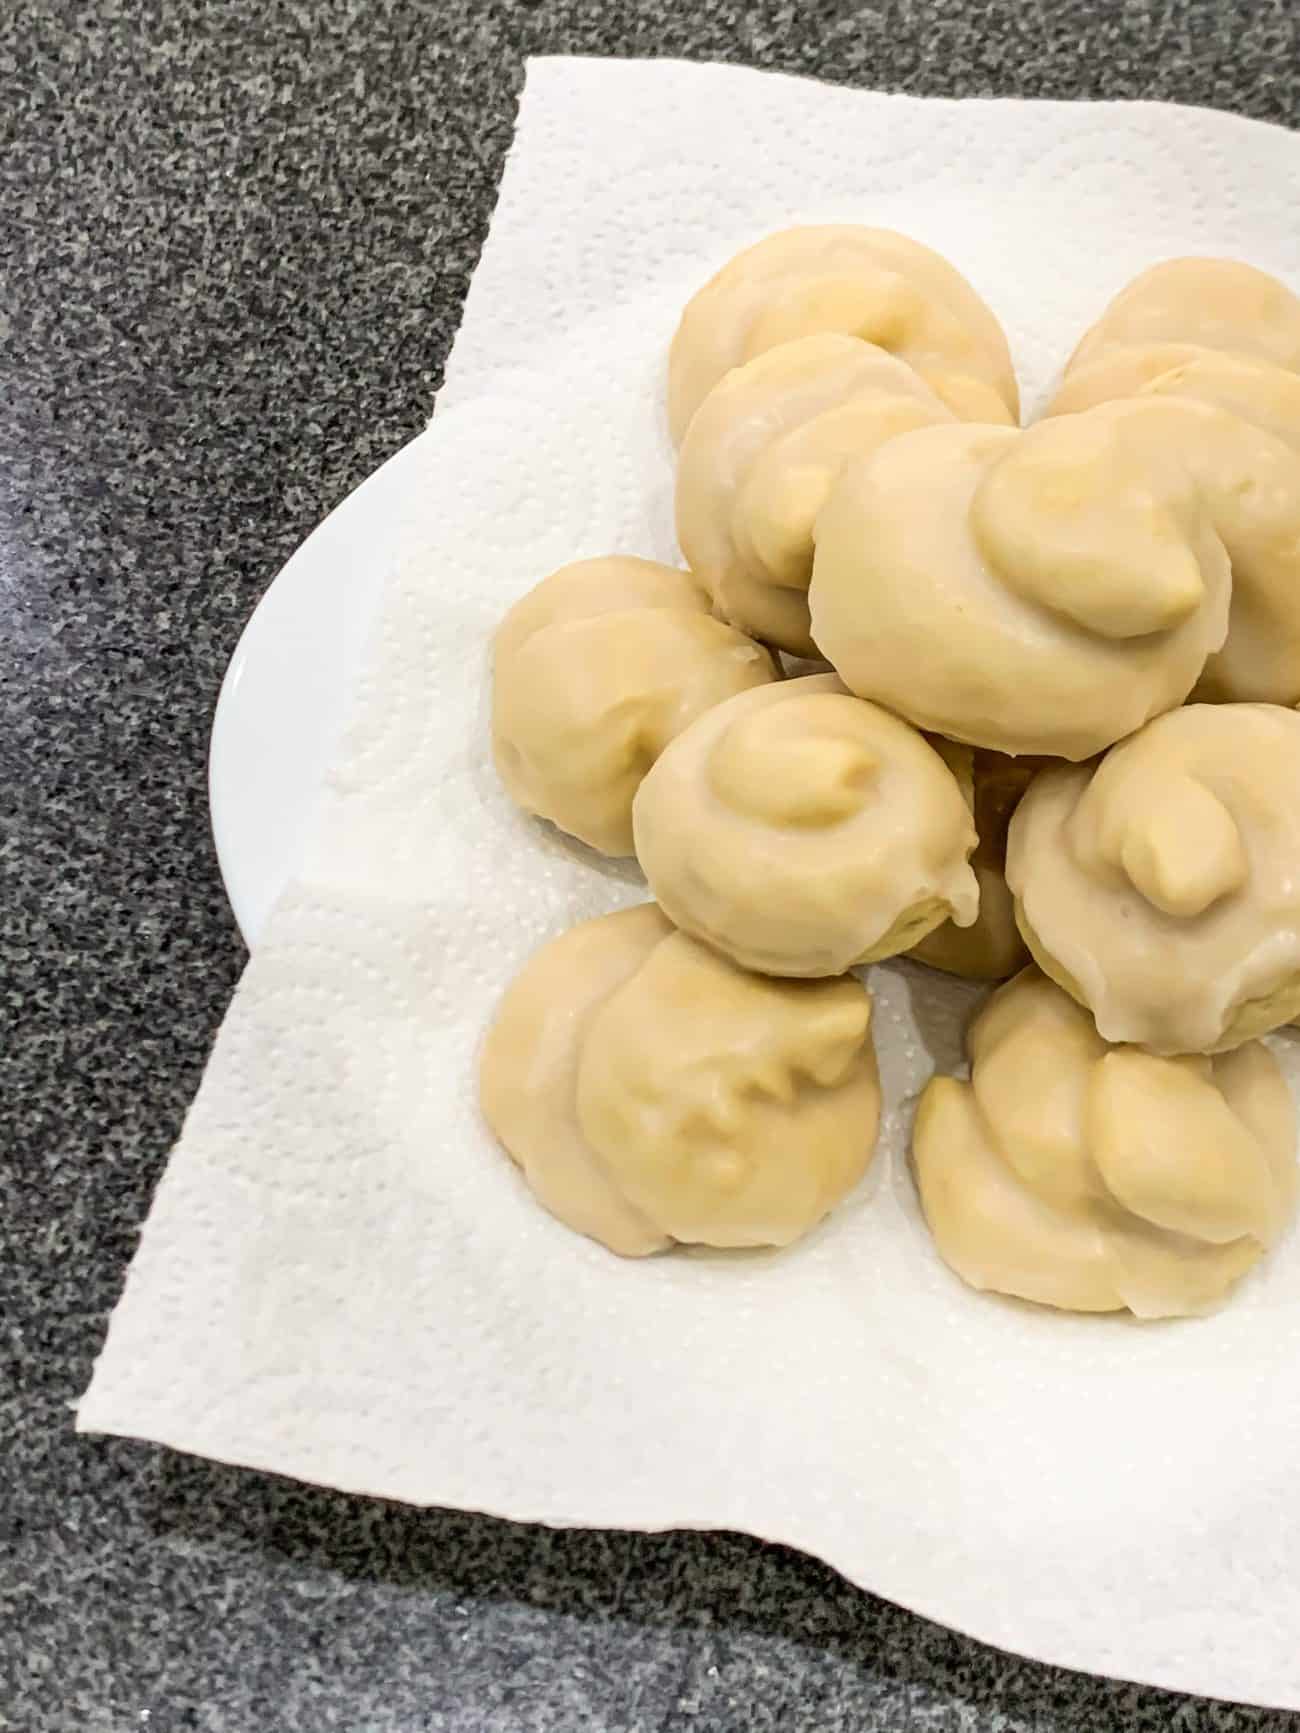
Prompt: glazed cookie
<box><xmin>676</xmin><ymin>334</ymin><xmax>954</xmax><ymax>655</ymax></box>
<box><xmin>481</xmin><ymin>907</ymin><xmax>882</xmax><ymax>1254</ymax></box>
<box><xmin>1042</xmin><ymin>272</ymin><xmax>1300</xmax><ymax>707</ymax></box>
<box><xmin>913</xmin><ymin>968</ymin><xmax>1297</xmax><ymax>1317</ymax></box>
<box><xmin>1048</xmin><ymin>257</ymin><xmax>1300</xmax><ymax>418</ymax></box>
<box><xmin>1007</xmin><ymin>704</ymin><xmax>1300</xmax><ymax>1053</ymax></box>
<box><xmin>668</xmin><ymin>224</ymin><xmax>1018</xmax><ymax>442</ymax></box>
<box><xmin>810</xmin><ymin>382</ymin><xmax>1300</xmax><ymax>749</ymax></box>
<box><xmin>632</xmin><ymin>674</ymin><xmax>979</xmax><ymax>977</ymax></box>
<box><xmin>492</xmin><ymin>556</ymin><xmax>777</xmax><ymax>855</ymax></box>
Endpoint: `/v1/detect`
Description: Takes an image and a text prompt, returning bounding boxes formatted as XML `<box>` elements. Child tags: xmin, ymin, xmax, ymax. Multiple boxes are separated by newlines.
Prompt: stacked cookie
<box><xmin>482</xmin><ymin>225</ymin><xmax>1300</xmax><ymax>1319</ymax></box>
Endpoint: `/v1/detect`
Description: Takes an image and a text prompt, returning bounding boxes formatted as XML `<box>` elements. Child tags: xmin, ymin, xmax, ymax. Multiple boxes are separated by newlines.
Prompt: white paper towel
<box><xmin>81</xmin><ymin>57</ymin><xmax>1300</xmax><ymax>1707</ymax></box>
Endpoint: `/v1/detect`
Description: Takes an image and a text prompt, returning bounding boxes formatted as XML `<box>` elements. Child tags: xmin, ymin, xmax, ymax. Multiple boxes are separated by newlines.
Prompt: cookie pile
<box><xmin>481</xmin><ymin>226</ymin><xmax>1300</xmax><ymax>1320</ymax></box>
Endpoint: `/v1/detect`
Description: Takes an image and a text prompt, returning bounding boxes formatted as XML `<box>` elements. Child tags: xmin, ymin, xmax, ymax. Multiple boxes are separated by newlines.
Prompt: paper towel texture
<box><xmin>81</xmin><ymin>57</ymin><xmax>1300</xmax><ymax>1706</ymax></box>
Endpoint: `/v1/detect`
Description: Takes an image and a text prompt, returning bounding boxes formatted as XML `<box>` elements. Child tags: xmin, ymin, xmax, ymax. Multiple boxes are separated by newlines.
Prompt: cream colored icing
<box><xmin>632</xmin><ymin>674</ymin><xmax>978</xmax><ymax>977</ymax></box>
<box><xmin>1007</xmin><ymin>703</ymin><xmax>1300</xmax><ymax>1053</ymax></box>
<box><xmin>481</xmin><ymin>907</ymin><xmax>882</xmax><ymax>1254</ymax></box>
<box><xmin>912</xmin><ymin>968</ymin><xmax>1297</xmax><ymax>1317</ymax></box>
<box><xmin>812</xmin><ymin>343</ymin><xmax>1300</xmax><ymax>737</ymax></box>
<box><xmin>910</xmin><ymin>750</ymin><xmax>1044</xmax><ymax>980</ymax></box>
<box><xmin>492</xmin><ymin>555</ymin><xmax>777</xmax><ymax>856</ymax></box>
<box><xmin>668</xmin><ymin>224</ymin><xmax>1018</xmax><ymax>444</ymax></box>
<box><xmin>1061</xmin><ymin>257</ymin><xmax>1300</xmax><ymax>387</ymax></box>
<box><xmin>676</xmin><ymin>334</ymin><xmax>956</xmax><ymax>656</ymax></box>
<box><xmin>809</xmin><ymin>405</ymin><xmax>1241</xmax><ymax>757</ymax></box>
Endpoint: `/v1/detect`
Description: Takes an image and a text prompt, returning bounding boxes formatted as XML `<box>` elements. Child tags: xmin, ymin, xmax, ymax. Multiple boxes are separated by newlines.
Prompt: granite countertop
<box><xmin>3</xmin><ymin>2</ymin><xmax>1298</xmax><ymax>1727</ymax></box>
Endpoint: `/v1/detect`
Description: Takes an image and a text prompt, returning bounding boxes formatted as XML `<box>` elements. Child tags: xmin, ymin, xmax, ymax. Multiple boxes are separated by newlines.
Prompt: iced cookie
<box><xmin>1008</xmin><ymin>704</ymin><xmax>1300</xmax><ymax>1053</ymax></box>
<box><xmin>481</xmin><ymin>907</ymin><xmax>881</xmax><ymax>1254</ymax></box>
<box><xmin>668</xmin><ymin>224</ymin><xmax>1018</xmax><ymax>443</ymax></box>
<box><xmin>632</xmin><ymin>674</ymin><xmax>978</xmax><ymax>977</ymax></box>
<box><xmin>492</xmin><ymin>556</ymin><xmax>777</xmax><ymax>855</ymax></box>
<box><xmin>676</xmin><ymin>334</ymin><xmax>954</xmax><ymax>655</ymax></box>
<box><xmin>913</xmin><ymin>968</ymin><xmax>1297</xmax><ymax>1317</ymax></box>
<box><xmin>1038</xmin><ymin>268</ymin><xmax>1300</xmax><ymax>706</ymax></box>
<box><xmin>1047</xmin><ymin>257</ymin><xmax>1300</xmax><ymax>419</ymax></box>
<box><xmin>809</xmin><ymin>380</ymin><xmax>1300</xmax><ymax>749</ymax></box>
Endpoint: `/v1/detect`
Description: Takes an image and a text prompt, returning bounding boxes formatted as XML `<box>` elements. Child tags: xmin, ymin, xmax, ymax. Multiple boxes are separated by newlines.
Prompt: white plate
<box><xmin>208</xmin><ymin>435</ymin><xmax>428</xmax><ymax>946</ymax></box>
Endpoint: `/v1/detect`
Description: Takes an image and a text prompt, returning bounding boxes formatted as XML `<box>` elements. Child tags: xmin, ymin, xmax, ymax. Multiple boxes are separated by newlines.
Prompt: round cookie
<box><xmin>1007</xmin><ymin>703</ymin><xmax>1300</xmax><ymax>1053</ymax></box>
<box><xmin>632</xmin><ymin>674</ymin><xmax>978</xmax><ymax>978</ymax></box>
<box><xmin>912</xmin><ymin>968</ymin><xmax>1297</xmax><ymax>1318</ymax></box>
<box><xmin>481</xmin><ymin>907</ymin><xmax>882</xmax><ymax>1254</ymax></box>
<box><xmin>492</xmin><ymin>555</ymin><xmax>777</xmax><ymax>855</ymax></box>
<box><xmin>668</xmin><ymin>224</ymin><xmax>1018</xmax><ymax>443</ymax></box>
<box><xmin>676</xmin><ymin>334</ymin><xmax>954</xmax><ymax>655</ymax></box>
<box><xmin>809</xmin><ymin>410</ymin><xmax>1235</xmax><ymax>757</ymax></box>
<box><xmin>1059</xmin><ymin>257</ymin><xmax>1300</xmax><ymax>396</ymax></box>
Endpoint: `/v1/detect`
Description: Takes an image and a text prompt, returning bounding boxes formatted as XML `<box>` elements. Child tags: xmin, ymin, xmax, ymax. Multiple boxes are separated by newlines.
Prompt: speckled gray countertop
<box><xmin>3</xmin><ymin>2</ymin><xmax>1299</xmax><ymax>1728</ymax></box>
